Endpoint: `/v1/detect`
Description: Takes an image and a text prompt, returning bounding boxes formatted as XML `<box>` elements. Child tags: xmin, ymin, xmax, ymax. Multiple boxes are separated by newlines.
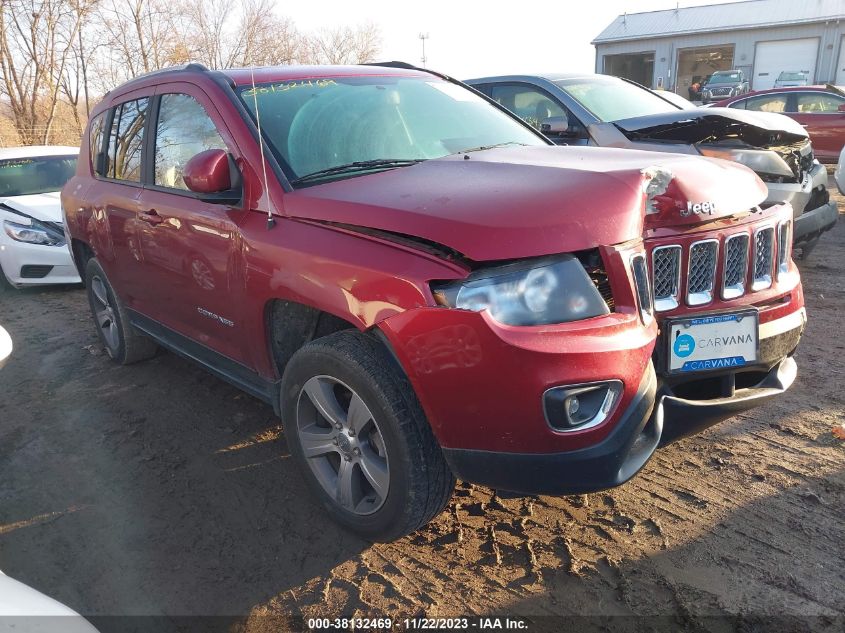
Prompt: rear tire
<box><xmin>281</xmin><ymin>330</ymin><xmax>455</xmax><ymax>542</ymax></box>
<box><xmin>84</xmin><ymin>258</ymin><xmax>157</xmax><ymax>364</ymax></box>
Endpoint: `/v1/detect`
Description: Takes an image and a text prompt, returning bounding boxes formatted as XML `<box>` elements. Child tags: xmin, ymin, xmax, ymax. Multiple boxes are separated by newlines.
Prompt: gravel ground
<box><xmin>0</xmin><ymin>184</ymin><xmax>843</xmax><ymax>633</ymax></box>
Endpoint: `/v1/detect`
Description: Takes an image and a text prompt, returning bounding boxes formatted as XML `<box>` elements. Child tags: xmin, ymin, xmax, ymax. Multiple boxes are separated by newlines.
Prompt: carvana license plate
<box><xmin>667</xmin><ymin>310</ymin><xmax>758</xmax><ymax>373</ymax></box>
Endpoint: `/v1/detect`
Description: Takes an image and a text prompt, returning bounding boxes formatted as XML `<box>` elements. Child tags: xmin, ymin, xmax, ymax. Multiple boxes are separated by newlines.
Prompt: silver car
<box><xmin>465</xmin><ymin>73</ymin><xmax>838</xmax><ymax>253</ymax></box>
<box><xmin>774</xmin><ymin>71</ymin><xmax>810</xmax><ymax>88</ymax></box>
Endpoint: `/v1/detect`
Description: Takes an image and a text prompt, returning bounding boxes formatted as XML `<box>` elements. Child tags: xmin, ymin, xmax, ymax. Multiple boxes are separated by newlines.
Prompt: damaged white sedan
<box><xmin>0</xmin><ymin>146</ymin><xmax>80</xmax><ymax>290</ymax></box>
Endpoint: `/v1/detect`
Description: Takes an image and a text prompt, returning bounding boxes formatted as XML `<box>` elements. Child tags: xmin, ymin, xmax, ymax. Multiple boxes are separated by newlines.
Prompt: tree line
<box><xmin>0</xmin><ymin>0</ymin><xmax>381</xmax><ymax>146</ymax></box>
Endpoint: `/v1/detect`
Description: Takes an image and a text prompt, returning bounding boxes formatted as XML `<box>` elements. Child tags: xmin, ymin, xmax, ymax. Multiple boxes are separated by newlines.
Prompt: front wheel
<box><xmin>281</xmin><ymin>330</ymin><xmax>455</xmax><ymax>541</ymax></box>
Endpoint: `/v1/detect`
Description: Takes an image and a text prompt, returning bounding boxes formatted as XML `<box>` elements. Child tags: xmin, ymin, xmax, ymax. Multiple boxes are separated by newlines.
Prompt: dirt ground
<box><xmin>1</xmin><ymin>184</ymin><xmax>843</xmax><ymax>633</ymax></box>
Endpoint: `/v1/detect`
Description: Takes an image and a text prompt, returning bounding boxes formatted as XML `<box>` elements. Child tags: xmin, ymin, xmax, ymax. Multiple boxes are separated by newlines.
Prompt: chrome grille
<box><xmin>752</xmin><ymin>227</ymin><xmax>774</xmax><ymax>290</ymax></box>
<box><xmin>687</xmin><ymin>240</ymin><xmax>718</xmax><ymax>305</ymax></box>
<box><xmin>647</xmin><ymin>224</ymin><xmax>781</xmax><ymax>310</ymax></box>
<box><xmin>630</xmin><ymin>253</ymin><xmax>653</xmax><ymax>323</ymax></box>
<box><xmin>777</xmin><ymin>220</ymin><xmax>791</xmax><ymax>277</ymax></box>
<box><xmin>651</xmin><ymin>246</ymin><xmax>681</xmax><ymax>311</ymax></box>
<box><xmin>722</xmin><ymin>234</ymin><xmax>749</xmax><ymax>299</ymax></box>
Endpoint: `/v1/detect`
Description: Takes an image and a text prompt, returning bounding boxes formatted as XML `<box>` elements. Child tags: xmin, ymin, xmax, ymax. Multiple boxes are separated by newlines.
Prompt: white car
<box><xmin>0</xmin><ymin>571</ymin><xmax>99</xmax><ymax>632</ymax></box>
<box><xmin>835</xmin><ymin>144</ymin><xmax>845</xmax><ymax>196</ymax></box>
<box><xmin>0</xmin><ymin>146</ymin><xmax>81</xmax><ymax>289</ymax></box>
<box><xmin>0</xmin><ymin>323</ymin><xmax>10</xmax><ymax>369</ymax></box>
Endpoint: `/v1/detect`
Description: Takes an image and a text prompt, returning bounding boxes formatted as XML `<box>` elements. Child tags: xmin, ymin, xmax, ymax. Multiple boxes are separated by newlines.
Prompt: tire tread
<box><xmin>282</xmin><ymin>330</ymin><xmax>455</xmax><ymax>541</ymax></box>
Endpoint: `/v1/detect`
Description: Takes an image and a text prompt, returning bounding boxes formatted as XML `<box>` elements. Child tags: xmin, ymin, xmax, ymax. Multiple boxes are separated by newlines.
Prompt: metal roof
<box><xmin>593</xmin><ymin>0</ymin><xmax>845</xmax><ymax>44</ymax></box>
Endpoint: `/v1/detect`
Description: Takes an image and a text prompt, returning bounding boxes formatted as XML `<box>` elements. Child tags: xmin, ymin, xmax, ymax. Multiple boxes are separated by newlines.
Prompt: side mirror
<box><xmin>540</xmin><ymin>115</ymin><xmax>569</xmax><ymax>135</ymax></box>
<box><xmin>183</xmin><ymin>149</ymin><xmax>242</xmax><ymax>204</ymax></box>
<box><xmin>837</xmin><ymin>103</ymin><xmax>845</xmax><ymax>112</ymax></box>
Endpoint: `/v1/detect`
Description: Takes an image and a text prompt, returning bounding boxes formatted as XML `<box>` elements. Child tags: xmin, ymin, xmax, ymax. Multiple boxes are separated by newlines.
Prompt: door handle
<box><xmin>139</xmin><ymin>210</ymin><xmax>164</xmax><ymax>225</ymax></box>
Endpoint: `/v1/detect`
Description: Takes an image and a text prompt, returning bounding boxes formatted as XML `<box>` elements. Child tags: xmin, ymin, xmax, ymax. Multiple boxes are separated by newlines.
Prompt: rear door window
<box><xmin>739</xmin><ymin>94</ymin><xmax>788</xmax><ymax>113</ymax></box>
<box><xmin>106</xmin><ymin>97</ymin><xmax>149</xmax><ymax>182</ymax></box>
<box><xmin>153</xmin><ymin>93</ymin><xmax>227</xmax><ymax>191</ymax></box>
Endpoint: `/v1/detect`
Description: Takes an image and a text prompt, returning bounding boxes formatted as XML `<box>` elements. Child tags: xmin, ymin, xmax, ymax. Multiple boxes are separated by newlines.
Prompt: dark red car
<box><xmin>62</xmin><ymin>63</ymin><xmax>806</xmax><ymax>541</ymax></box>
<box><xmin>713</xmin><ymin>86</ymin><xmax>845</xmax><ymax>162</ymax></box>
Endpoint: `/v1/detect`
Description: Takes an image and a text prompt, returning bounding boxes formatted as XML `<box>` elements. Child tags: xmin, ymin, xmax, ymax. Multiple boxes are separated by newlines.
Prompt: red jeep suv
<box><xmin>62</xmin><ymin>63</ymin><xmax>806</xmax><ymax>541</ymax></box>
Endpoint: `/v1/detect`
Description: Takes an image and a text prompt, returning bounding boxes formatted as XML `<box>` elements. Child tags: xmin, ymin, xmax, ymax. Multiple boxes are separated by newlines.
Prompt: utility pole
<box><xmin>419</xmin><ymin>33</ymin><xmax>429</xmax><ymax>67</ymax></box>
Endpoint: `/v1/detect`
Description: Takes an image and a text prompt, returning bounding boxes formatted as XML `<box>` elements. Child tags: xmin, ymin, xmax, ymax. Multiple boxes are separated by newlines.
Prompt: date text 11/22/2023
<box><xmin>306</xmin><ymin>616</ymin><xmax>530</xmax><ymax>630</ymax></box>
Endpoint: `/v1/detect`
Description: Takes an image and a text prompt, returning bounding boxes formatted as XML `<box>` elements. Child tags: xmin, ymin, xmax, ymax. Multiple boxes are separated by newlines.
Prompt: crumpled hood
<box><xmin>285</xmin><ymin>145</ymin><xmax>767</xmax><ymax>262</ymax></box>
<box><xmin>0</xmin><ymin>192</ymin><xmax>63</xmax><ymax>223</ymax></box>
<box><xmin>613</xmin><ymin>107</ymin><xmax>808</xmax><ymax>146</ymax></box>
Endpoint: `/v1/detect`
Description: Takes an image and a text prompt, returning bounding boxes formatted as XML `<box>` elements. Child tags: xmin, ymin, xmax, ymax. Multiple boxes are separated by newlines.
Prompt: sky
<box><xmin>283</xmin><ymin>0</ymin><xmax>744</xmax><ymax>78</ymax></box>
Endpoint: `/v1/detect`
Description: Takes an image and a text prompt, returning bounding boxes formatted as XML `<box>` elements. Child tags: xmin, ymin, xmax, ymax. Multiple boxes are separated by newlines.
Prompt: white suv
<box><xmin>0</xmin><ymin>146</ymin><xmax>81</xmax><ymax>290</ymax></box>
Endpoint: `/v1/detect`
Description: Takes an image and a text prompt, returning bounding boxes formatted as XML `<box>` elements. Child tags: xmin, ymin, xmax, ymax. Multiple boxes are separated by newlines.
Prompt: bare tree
<box><xmin>58</xmin><ymin>0</ymin><xmax>99</xmax><ymax>136</ymax></box>
<box><xmin>95</xmin><ymin>0</ymin><xmax>185</xmax><ymax>90</ymax></box>
<box><xmin>304</xmin><ymin>22</ymin><xmax>381</xmax><ymax>65</ymax></box>
<box><xmin>0</xmin><ymin>0</ymin><xmax>384</xmax><ymax>146</ymax></box>
<box><xmin>0</xmin><ymin>0</ymin><xmax>78</xmax><ymax>143</ymax></box>
<box><xmin>182</xmin><ymin>0</ymin><xmax>302</xmax><ymax>69</ymax></box>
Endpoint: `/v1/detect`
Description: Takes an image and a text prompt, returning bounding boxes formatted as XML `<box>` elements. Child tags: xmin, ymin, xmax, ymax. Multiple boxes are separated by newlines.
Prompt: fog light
<box><xmin>566</xmin><ymin>395</ymin><xmax>580</xmax><ymax>417</ymax></box>
<box><xmin>543</xmin><ymin>380</ymin><xmax>623</xmax><ymax>432</ymax></box>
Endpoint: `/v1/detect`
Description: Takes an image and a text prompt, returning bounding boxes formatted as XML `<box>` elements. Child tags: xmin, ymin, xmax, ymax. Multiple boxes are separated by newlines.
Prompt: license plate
<box><xmin>667</xmin><ymin>310</ymin><xmax>759</xmax><ymax>374</ymax></box>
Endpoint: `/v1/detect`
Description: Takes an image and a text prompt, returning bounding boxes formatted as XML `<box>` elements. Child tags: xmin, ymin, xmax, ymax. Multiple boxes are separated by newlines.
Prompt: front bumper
<box><xmin>442</xmin><ymin>364</ymin><xmax>660</xmax><ymax>495</ymax></box>
<box><xmin>443</xmin><ymin>353</ymin><xmax>798</xmax><ymax>495</ymax></box>
<box><xmin>765</xmin><ymin>161</ymin><xmax>832</xmax><ymax>239</ymax></box>
<box><xmin>793</xmin><ymin>201</ymin><xmax>838</xmax><ymax>245</ymax></box>
<box><xmin>0</xmin><ymin>229</ymin><xmax>80</xmax><ymax>287</ymax></box>
<box><xmin>425</xmin><ymin>305</ymin><xmax>804</xmax><ymax>496</ymax></box>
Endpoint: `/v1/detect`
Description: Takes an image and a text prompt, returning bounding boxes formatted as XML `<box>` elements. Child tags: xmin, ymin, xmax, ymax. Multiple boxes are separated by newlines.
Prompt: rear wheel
<box><xmin>84</xmin><ymin>258</ymin><xmax>157</xmax><ymax>364</ymax></box>
<box><xmin>281</xmin><ymin>330</ymin><xmax>455</xmax><ymax>541</ymax></box>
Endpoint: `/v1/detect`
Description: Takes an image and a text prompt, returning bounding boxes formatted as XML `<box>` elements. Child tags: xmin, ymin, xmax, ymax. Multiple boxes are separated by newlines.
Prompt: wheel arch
<box><xmin>71</xmin><ymin>238</ymin><xmax>95</xmax><ymax>285</ymax></box>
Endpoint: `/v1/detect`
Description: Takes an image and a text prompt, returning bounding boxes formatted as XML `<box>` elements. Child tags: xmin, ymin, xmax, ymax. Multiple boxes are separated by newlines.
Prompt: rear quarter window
<box><xmin>88</xmin><ymin>112</ymin><xmax>106</xmax><ymax>175</ymax></box>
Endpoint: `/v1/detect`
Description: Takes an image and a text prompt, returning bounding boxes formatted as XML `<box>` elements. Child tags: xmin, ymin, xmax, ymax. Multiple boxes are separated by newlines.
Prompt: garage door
<box><xmin>753</xmin><ymin>38</ymin><xmax>818</xmax><ymax>90</ymax></box>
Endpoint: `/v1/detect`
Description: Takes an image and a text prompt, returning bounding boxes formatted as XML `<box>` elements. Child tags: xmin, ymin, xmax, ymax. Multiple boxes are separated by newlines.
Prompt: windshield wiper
<box><xmin>290</xmin><ymin>159</ymin><xmax>425</xmax><ymax>186</ymax></box>
<box><xmin>456</xmin><ymin>141</ymin><xmax>529</xmax><ymax>155</ymax></box>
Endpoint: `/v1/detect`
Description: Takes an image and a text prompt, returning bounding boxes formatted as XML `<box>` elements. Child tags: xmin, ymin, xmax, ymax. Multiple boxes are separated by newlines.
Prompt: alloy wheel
<box><xmin>90</xmin><ymin>275</ymin><xmax>119</xmax><ymax>352</ymax></box>
<box><xmin>296</xmin><ymin>375</ymin><xmax>390</xmax><ymax>515</ymax></box>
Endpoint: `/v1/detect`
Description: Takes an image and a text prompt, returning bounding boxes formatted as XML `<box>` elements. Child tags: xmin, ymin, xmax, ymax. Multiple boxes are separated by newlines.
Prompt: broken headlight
<box><xmin>698</xmin><ymin>146</ymin><xmax>795</xmax><ymax>181</ymax></box>
<box><xmin>432</xmin><ymin>255</ymin><xmax>610</xmax><ymax>326</ymax></box>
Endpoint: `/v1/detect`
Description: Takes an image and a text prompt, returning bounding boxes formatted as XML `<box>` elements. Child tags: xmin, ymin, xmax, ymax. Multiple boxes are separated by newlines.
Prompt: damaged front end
<box><xmin>599</xmin><ymin>108</ymin><xmax>838</xmax><ymax>249</ymax></box>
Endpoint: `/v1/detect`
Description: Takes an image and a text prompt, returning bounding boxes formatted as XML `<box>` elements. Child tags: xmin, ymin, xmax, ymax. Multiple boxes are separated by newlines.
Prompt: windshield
<box><xmin>778</xmin><ymin>72</ymin><xmax>806</xmax><ymax>81</ymax></box>
<box><xmin>553</xmin><ymin>75</ymin><xmax>678</xmax><ymax>122</ymax></box>
<box><xmin>0</xmin><ymin>155</ymin><xmax>77</xmax><ymax>197</ymax></box>
<box><xmin>706</xmin><ymin>72</ymin><xmax>741</xmax><ymax>85</ymax></box>
<box><xmin>238</xmin><ymin>76</ymin><xmax>545</xmax><ymax>183</ymax></box>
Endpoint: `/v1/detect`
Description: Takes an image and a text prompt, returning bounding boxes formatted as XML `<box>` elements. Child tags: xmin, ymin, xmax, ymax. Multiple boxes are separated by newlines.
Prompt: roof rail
<box><xmin>360</xmin><ymin>60</ymin><xmax>454</xmax><ymax>83</ymax></box>
<box><xmin>103</xmin><ymin>63</ymin><xmax>210</xmax><ymax>96</ymax></box>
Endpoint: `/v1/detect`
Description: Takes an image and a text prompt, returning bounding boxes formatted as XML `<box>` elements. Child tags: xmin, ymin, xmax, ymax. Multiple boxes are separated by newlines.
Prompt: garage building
<box><xmin>593</xmin><ymin>0</ymin><xmax>845</xmax><ymax>96</ymax></box>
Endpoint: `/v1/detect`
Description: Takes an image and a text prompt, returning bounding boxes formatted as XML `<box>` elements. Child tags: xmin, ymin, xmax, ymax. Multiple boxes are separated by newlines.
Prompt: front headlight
<box><xmin>431</xmin><ymin>255</ymin><xmax>610</xmax><ymax>326</ymax></box>
<box><xmin>699</xmin><ymin>146</ymin><xmax>795</xmax><ymax>180</ymax></box>
<box><xmin>3</xmin><ymin>220</ymin><xmax>65</xmax><ymax>246</ymax></box>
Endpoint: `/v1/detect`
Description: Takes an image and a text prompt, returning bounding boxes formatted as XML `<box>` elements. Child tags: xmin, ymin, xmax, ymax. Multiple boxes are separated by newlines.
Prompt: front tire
<box><xmin>281</xmin><ymin>330</ymin><xmax>455</xmax><ymax>541</ymax></box>
<box><xmin>84</xmin><ymin>258</ymin><xmax>157</xmax><ymax>364</ymax></box>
